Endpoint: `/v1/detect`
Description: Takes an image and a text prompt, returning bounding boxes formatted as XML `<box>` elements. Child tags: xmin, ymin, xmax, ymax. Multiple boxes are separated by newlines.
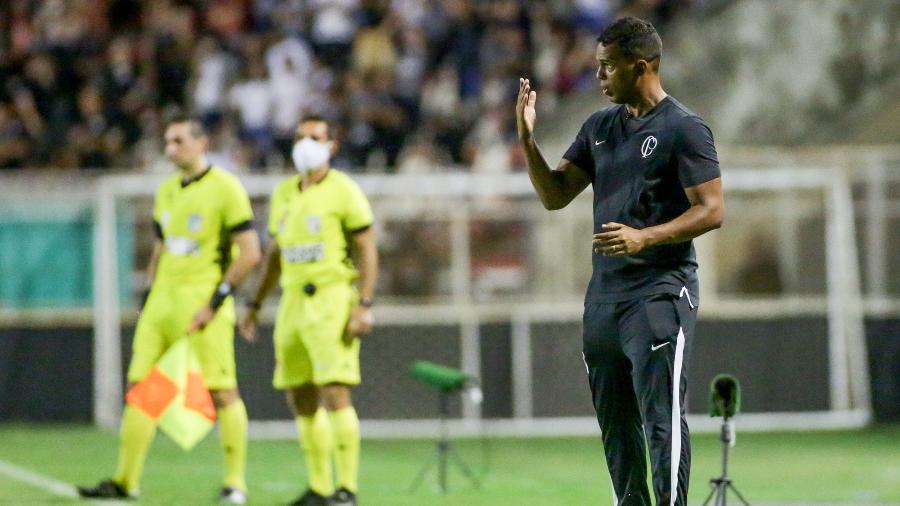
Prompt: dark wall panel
<box><xmin>355</xmin><ymin>324</ymin><xmax>462</xmax><ymax>419</ymax></box>
<box><xmin>2</xmin><ymin>317</ymin><xmax>898</xmax><ymax>422</ymax></box>
<box><xmin>689</xmin><ymin>318</ymin><xmax>830</xmax><ymax>413</ymax></box>
<box><xmin>865</xmin><ymin>319</ymin><xmax>900</xmax><ymax>421</ymax></box>
<box><xmin>122</xmin><ymin>323</ymin><xmax>464</xmax><ymax>420</ymax></box>
<box><xmin>233</xmin><ymin>327</ymin><xmax>282</xmax><ymax>419</ymax></box>
<box><xmin>530</xmin><ymin>322</ymin><xmax>595</xmax><ymax>417</ymax></box>
<box><xmin>0</xmin><ymin>327</ymin><xmax>93</xmax><ymax>421</ymax></box>
<box><xmin>479</xmin><ymin>323</ymin><xmax>512</xmax><ymax>419</ymax></box>
<box><xmin>527</xmin><ymin>318</ymin><xmax>832</xmax><ymax>418</ymax></box>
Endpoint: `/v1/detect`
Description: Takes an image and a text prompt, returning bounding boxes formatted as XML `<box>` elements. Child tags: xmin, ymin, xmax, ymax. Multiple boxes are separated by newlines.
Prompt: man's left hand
<box><xmin>344</xmin><ymin>305</ymin><xmax>374</xmax><ymax>344</ymax></box>
<box><xmin>592</xmin><ymin>222</ymin><xmax>649</xmax><ymax>257</ymax></box>
<box><xmin>188</xmin><ymin>304</ymin><xmax>215</xmax><ymax>333</ymax></box>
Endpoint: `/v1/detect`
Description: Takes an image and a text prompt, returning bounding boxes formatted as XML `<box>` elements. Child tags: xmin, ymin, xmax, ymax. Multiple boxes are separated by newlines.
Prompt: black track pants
<box><xmin>582</xmin><ymin>289</ymin><xmax>696</xmax><ymax>506</ymax></box>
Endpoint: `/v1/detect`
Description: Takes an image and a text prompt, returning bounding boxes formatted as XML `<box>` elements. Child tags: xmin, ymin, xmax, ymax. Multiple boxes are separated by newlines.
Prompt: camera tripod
<box><xmin>408</xmin><ymin>389</ymin><xmax>480</xmax><ymax>493</ymax></box>
<box><xmin>702</xmin><ymin>417</ymin><xmax>750</xmax><ymax>506</ymax></box>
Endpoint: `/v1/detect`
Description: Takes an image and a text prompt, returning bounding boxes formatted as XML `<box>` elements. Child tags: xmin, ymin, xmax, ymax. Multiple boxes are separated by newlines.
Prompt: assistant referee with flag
<box><xmin>79</xmin><ymin>115</ymin><xmax>261</xmax><ymax>504</ymax></box>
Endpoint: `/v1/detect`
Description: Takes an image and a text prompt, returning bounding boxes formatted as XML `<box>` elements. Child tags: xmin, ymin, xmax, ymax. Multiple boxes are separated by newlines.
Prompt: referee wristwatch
<box><xmin>359</xmin><ymin>297</ymin><xmax>374</xmax><ymax>308</ymax></box>
<box><xmin>210</xmin><ymin>281</ymin><xmax>233</xmax><ymax>310</ymax></box>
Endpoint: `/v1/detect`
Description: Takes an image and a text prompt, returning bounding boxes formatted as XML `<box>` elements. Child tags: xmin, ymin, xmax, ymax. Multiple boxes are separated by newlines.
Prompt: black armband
<box><xmin>210</xmin><ymin>281</ymin><xmax>233</xmax><ymax>310</ymax></box>
<box><xmin>230</xmin><ymin>219</ymin><xmax>253</xmax><ymax>234</ymax></box>
<box><xmin>350</xmin><ymin>224</ymin><xmax>372</xmax><ymax>234</ymax></box>
<box><xmin>139</xmin><ymin>286</ymin><xmax>152</xmax><ymax>310</ymax></box>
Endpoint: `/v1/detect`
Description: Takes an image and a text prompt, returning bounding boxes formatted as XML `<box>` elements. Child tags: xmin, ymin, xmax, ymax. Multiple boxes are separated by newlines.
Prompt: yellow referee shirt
<box><xmin>268</xmin><ymin>170</ymin><xmax>373</xmax><ymax>289</ymax></box>
<box><xmin>153</xmin><ymin>166</ymin><xmax>254</xmax><ymax>287</ymax></box>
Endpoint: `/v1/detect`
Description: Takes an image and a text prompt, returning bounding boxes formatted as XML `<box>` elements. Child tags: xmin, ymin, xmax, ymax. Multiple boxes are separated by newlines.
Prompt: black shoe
<box><xmin>330</xmin><ymin>487</ymin><xmax>357</xmax><ymax>506</ymax></box>
<box><xmin>76</xmin><ymin>479</ymin><xmax>135</xmax><ymax>500</ymax></box>
<box><xmin>288</xmin><ymin>488</ymin><xmax>331</xmax><ymax>506</ymax></box>
<box><xmin>218</xmin><ymin>486</ymin><xmax>247</xmax><ymax>504</ymax></box>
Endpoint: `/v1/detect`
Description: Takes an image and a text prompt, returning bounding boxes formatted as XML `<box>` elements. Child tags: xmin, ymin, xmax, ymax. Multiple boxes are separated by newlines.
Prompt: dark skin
<box><xmin>516</xmin><ymin>41</ymin><xmax>724</xmax><ymax>254</ymax></box>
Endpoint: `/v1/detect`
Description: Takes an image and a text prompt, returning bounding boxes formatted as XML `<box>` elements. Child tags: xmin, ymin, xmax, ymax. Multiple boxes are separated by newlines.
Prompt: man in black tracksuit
<box><xmin>515</xmin><ymin>17</ymin><xmax>725</xmax><ymax>505</ymax></box>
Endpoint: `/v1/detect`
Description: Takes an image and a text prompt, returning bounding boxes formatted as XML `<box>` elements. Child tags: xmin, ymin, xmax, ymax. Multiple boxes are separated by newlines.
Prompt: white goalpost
<box><xmin>91</xmin><ymin>167</ymin><xmax>872</xmax><ymax>436</ymax></box>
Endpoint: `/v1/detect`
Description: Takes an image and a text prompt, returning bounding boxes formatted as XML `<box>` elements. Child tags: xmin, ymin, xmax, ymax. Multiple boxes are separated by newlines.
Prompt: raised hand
<box><xmin>516</xmin><ymin>78</ymin><xmax>537</xmax><ymax>142</ymax></box>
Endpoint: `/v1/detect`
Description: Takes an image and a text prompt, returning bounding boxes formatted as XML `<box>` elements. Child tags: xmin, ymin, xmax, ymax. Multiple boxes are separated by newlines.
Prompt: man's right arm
<box><xmin>145</xmin><ymin>239</ymin><xmax>163</xmax><ymax>285</ymax></box>
<box><xmin>516</xmin><ymin>78</ymin><xmax>591</xmax><ymax>210</ymax></box>
<box><xmin>238</xmin><ymin>241</ymin><xmax>281</xmax><ymax>342</ymax></box>
<box><xmin>140</xmin><ymin>236</ymin><xmax>163</xmax><ymax>309</ymax></box>
<box><xmin>249</xmin><ymin>241</ymin><xmax>282</xmax><ymax>308</ymax></box>
<box><xmin>145</xmin><ymin>188</ymin><xmax>165</xmax><ymax>307</ymax></box>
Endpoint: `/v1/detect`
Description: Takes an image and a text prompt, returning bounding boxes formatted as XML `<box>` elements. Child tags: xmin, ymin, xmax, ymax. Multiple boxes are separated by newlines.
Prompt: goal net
<box><xmin>88</xmin><ymin>167</ymin><xmax>870</xmax><ymax>436</ymax></box>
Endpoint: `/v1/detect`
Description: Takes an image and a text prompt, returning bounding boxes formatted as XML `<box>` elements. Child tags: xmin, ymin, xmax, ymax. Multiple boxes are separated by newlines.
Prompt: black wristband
<box><xmin>359</xmin><ymin>297</ymin><xmax>374</xmax><ymax>308</ymax></box>
<box><xmin>210</xmin><ymin>281</ymin><xmax>232</xmax><ymax>310</ymax></box>
<box><xmin>247</xmin><ymin>301</ymin><xmax>261</xmax><ymax>311</ymax></box>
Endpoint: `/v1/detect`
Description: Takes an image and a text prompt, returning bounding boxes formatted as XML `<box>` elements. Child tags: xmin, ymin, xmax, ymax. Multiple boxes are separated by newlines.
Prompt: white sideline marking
<box><xmin>0</xmin><ymin>458</ymin><xmax>78</xmax><ymax>498</ymax></box>
<box><xmin>0</xmin><ymin>458</ymin><xmax>127</xmax><ymax>505</ymax></box>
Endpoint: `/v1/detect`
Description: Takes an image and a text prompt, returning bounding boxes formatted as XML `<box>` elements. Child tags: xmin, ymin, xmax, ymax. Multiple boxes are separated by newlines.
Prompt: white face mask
<box><xmin>291</xmin><ymin>137</ymin><xmax>332</xmax><ymax>175</ymax></box>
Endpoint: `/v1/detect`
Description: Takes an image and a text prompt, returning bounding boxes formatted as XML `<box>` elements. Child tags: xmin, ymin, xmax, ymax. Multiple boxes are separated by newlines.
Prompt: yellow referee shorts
<box><xmin>127</xmin><ymin>282</ymin><xmax>237</xmax><ymax>390</ymax></box>
<box><xmin>273</xmin><ymin>282</ymin><xmax>360</xmax><ymax>389</ymax></box>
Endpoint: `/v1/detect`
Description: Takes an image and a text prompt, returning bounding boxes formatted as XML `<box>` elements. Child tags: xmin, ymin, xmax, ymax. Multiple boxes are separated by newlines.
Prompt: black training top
<box><xmin>563</xmin><ymin>96</ymin><xmax>720</xmax><ymax>304</ymax></box>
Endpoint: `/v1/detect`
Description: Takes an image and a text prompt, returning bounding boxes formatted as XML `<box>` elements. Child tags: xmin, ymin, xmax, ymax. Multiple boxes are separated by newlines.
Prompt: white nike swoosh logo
<box><xmin>651</xmin><ymin>342</ymin><xmax>670</xmax><ymax>351</ymax></box>
<box><xmin>595</xmin><ymin>140</ymin><xmax>606</xmax><ymax>145</ymax></box>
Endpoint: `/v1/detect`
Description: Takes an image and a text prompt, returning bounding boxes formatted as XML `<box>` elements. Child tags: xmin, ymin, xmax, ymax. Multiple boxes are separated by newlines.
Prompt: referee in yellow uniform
<box><xmin>79</xmin><ymin>115</ymin><xmax>261</xmax><ymax>504</ymax></box>
<box><xmin>240</xmin><ymin>116</ymin><xmax>377</xmax><ymax>506</ymax></box>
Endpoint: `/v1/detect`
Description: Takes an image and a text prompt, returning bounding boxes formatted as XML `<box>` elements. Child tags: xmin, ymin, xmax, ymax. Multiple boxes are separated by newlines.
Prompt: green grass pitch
<box><xmin>0</xmin><ymin>424</ymin><xmax>898</xmax><ymax>505</ymax></box>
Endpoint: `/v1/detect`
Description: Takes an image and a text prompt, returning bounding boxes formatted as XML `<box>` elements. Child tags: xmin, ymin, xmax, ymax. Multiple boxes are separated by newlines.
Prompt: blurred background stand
<box><xmin>407</xmin><ymin>361</ymin><xmax>481</xmax><ymax>493</ymax></box>
<box><xmin>703</xmin><ymin>374</ymin><xmax>750</xmax><ymax>506</ymax></box>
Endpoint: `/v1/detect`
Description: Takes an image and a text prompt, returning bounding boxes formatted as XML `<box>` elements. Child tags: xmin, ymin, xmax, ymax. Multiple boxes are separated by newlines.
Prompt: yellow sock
<box><xmin>328</xmin><ymin>406</ymin><xmax>360</xmax><ymax>493</ymax></box>
<box><xmin>297</xmin><ymin>409</ymin><xmax>334</xmax><ymax>496</ymax></box>
<box><xmin>217</xmin><ymin>399</ymin><xmax>248</xmax><ymax>492</ymax></box>
<box><xmin>113</xmin><ymin>405</ymin><xmax>156</xmax><ymax>493</ymax></box>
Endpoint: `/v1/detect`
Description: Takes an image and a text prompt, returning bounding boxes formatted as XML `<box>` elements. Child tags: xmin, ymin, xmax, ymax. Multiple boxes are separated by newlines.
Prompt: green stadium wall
<box><xmin>0</xmin><ymin>205</ymin><xmax>133</xmax><ymax>308</ymax></box>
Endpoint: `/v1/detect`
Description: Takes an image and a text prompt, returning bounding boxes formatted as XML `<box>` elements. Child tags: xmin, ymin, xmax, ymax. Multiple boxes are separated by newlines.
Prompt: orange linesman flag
<box><xmin>126</xmin><ymin>338</ymin><xmax>216</xmax><ymax>450</ymax></box>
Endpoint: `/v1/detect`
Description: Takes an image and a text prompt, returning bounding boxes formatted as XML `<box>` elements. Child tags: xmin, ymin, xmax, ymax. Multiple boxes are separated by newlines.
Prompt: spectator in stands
<box><xmin>266</xmin><ymin>35</ymin><xmax>316</xmax><ymax>161</ymax></box>
<box><xmin>69</xmin><ymin>84</ymin><xmax>114</xmax><ymax>169</ymax></box>
<box><xmin>0</xmin><ymin>102</ymin><xmax>29</xmax><ymax>169</ymax></box>
<box><xmin>228</xmin><ymin>48</ymin><xmax>273</xmax><ymax>171</ymax></box>
<box><xmin>308</xmin><ymin>0</ymin><xmax>359</xmax><ymax>71</ymax></box>
<box><xmin>192</xmin><ymin>37</ymin><xmax>235</xmax><ymax>132</ymax></box>
<box><xmin>0</xmin><ymin>0</ymin><xmax>692</xmax><ymax>171</ymax></box>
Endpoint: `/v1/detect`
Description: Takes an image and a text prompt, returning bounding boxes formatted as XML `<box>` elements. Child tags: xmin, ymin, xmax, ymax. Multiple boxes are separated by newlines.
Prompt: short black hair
<box><xmin>166</xmin><ymin>113</ymin><xmax>206</xmax><ymax>138</ymax></box>
<box><xmin>300</xmin><ymin>114</ymin><xmax>329</xmax><ymax>125</ymax></box>
<box><xmin>597</xmin><ymin>17</ymin><xmax>662</xmax><ymax>62</ymax></box>
<box><xmin>299</xmin><ymin>115</ymin><xmax>333</xmax><ymax>139</ymax></box>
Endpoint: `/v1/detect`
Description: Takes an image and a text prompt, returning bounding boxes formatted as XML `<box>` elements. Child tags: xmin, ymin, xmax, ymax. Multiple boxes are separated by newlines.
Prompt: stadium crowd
<box><xmin>1</xmin><ymin>0</ymin><xmax>691</xmax><ymax>173</ymax></box>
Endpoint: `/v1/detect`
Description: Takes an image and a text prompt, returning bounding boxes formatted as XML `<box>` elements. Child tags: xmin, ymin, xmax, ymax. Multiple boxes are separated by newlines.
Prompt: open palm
<box><xmin>516</xmin><ymin>78</ymin><xmax>537</xmax><ymax>141</ymax></box>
